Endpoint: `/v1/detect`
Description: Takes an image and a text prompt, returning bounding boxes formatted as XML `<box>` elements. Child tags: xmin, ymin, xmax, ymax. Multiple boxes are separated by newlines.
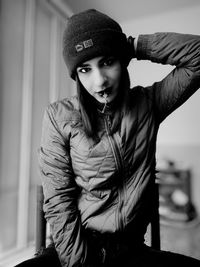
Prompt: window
<box><xmin>0</xmin><ymin>0</ymin><xmax>74</xmax><ymax>265</ymax></box>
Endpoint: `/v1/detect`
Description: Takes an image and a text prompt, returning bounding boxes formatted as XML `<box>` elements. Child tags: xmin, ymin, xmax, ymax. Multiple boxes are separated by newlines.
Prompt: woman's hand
<box><xmin>127</xmin><ymin>36</ymin><xmax>136</xmax><ymax>60</ymax></box>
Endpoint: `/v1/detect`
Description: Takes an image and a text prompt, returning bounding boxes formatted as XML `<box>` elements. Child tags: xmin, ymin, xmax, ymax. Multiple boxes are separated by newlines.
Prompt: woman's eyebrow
<box><xmin>100</xmin><ymin>56</ymin><xmax>110</xmax><ymax>61</ymax></box>
<box><xmin>78</xmin><ymin>63</ymin><xmax>90</xmax><ymax>68</ymax></box>
<box><xmin>99</xmin><ymin>56</ymin><xmax>114</xmax><ymax>63</ymax></box>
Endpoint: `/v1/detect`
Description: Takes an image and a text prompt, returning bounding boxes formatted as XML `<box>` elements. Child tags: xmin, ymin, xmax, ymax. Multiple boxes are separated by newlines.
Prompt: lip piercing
<box><xmin>101</xmin><ymin>93</ymin><xmax>108</xmax><ymax>113</ymax></box>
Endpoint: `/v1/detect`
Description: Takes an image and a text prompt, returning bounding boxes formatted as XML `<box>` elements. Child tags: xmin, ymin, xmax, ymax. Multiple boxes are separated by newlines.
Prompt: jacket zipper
<box><xmin>104</xmin><ymin>115</ymin><xmax>126</xmax><ymax>231</ymax></box>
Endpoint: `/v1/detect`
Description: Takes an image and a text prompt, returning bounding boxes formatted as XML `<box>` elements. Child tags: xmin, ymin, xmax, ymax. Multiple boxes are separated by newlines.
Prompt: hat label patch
<box><xmin>75</xmin><ymin>39</ymin><xmax>93</xmax><ymax>52</ymax></box>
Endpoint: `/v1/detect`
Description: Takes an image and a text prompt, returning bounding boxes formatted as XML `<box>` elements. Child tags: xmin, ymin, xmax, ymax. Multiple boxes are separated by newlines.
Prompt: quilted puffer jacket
<box><xmin>39</xmin><ymin>32</ymin><xmax>200</xmax><ymax>266</ymax></box>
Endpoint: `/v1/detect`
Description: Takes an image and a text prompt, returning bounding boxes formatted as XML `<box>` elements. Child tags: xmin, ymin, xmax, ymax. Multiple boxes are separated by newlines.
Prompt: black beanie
<box><xmin>63</xmin><ymin>9</ymin><xmax>129</xmax><ymax>79</ymax></box>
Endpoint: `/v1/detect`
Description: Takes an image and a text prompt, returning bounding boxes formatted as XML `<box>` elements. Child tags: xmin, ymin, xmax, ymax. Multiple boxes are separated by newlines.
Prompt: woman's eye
<box><xmin>103</xmin><ymin>57</ymin><xmax>115</xmax><ymax>67</ymax></box>
<box><xmin>78</xmin><ymin>67</ymin><xmax>90</xmax><ymax>73</ymax></box>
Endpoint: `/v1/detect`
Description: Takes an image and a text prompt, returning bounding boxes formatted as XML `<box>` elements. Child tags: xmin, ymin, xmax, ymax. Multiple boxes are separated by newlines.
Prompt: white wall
<box><xmin>122</xmin><ymin>5</ymin><xmax>200</xmax><ymax>146</ymax></box>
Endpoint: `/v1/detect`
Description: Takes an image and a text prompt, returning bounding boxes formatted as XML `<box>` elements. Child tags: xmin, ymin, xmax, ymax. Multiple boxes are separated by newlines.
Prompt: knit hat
<box><xmin>63</xmin><ymin>9</ymin><xmax>129</xmax><ymax>79</ymax></box>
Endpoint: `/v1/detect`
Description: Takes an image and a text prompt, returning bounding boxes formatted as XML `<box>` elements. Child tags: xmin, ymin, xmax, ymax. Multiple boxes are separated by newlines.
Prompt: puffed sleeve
<box><xmin>38</xmin><ymin>104</ymin><xmax>87</xmax><ymax>267</ymax></box>
<box><xmin>136</xmin><ymin>32</ymin><xmax>200</xmax><ymax>121</ymax></box>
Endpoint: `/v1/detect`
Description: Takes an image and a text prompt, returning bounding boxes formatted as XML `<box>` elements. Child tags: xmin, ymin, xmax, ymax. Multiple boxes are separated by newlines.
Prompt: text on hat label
<box><xmin>75</xmin><ymin>39</ymin><xmax>93</xmax><ymax>52</ymax></box>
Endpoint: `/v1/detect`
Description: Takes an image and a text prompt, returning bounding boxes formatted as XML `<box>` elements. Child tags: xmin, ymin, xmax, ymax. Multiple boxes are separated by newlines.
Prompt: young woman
<box><xmin>16</xmin><ymin>8</ymin><xmax>200</xmax><ymax>267</ymax></box>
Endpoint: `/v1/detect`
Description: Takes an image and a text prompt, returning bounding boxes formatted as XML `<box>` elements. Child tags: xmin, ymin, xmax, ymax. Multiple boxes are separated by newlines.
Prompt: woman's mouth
<box><xmin>98</xmin><ymin>87</ymin><xmax>112</xmax><ymax>97</ymax></box>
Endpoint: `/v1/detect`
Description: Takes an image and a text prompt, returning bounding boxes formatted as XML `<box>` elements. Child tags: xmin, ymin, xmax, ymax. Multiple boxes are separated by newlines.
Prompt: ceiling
<box><xmin>63</xmin><ymin>0</ymin><xmax>200</xmax><ymax>23</ymax></box>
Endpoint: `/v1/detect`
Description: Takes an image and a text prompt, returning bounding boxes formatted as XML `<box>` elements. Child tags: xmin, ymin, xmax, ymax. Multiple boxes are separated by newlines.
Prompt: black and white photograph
<box><xmin>0</xmin><ymin>0</ymin><xmax>200</xmax><ymax>266</ymax></box>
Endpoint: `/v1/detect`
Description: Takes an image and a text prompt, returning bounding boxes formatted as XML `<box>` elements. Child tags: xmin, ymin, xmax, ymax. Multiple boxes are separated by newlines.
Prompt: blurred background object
<box><xmin>157</xmin><ymin>159</ymin><xmax>197</xmax><ymax>224</ymax></box>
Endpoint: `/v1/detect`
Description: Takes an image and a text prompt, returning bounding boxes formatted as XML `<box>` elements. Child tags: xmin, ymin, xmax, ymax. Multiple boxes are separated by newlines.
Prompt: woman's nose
<box><xmin>94</xmin><ymin>69</ymin><xmax>108</xmax><ymax>89</ymax></box>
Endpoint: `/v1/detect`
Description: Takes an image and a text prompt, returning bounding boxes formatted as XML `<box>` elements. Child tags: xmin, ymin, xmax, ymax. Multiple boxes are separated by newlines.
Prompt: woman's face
<box><xmin>77</xmin><ymin>56</ymin><xmax>122</xmax><ymax>104</ymax></box>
